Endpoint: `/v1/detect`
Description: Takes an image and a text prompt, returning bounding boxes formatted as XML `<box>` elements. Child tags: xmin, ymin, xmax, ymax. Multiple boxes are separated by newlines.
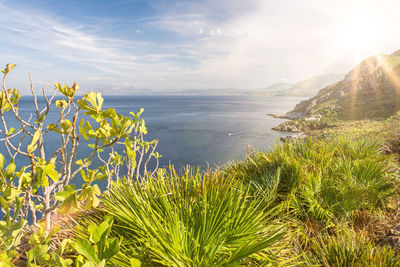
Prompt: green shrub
<box><xmin>96</xmin><ymin>167</ymin><xmax>286</xmax><ymax>266</ymax></box>
<box><xmin>226</xmin><ymin>137</ymin><xmax>394</xmax><ymax>226</ymax></box>
<box><xmin>309</xmin><ymin>230</ymin><xmax>400</xmax><ymax>267</ymax></box>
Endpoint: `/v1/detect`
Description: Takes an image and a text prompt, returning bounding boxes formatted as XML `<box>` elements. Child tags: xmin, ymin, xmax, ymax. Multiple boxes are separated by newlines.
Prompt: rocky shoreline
<box><xmin>268</xmin><ymin>112</ymin><xmax>329</xmax><ymax>141</ymax></box>
<box><xmin>267</xmin><ymin>113</ymin><xmax>307</xmax><ymax>141</ymax></box>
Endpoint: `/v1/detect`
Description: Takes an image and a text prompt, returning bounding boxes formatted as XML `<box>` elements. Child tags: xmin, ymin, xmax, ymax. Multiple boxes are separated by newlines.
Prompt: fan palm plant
<box><xmin>99</xmin><ymin>166</ymin><xmax>287</xmax><ymax>266</ymax></box>
<box><xmin>309</xmin><ymin>230</ymin><xmax>400</xmax><ymax>266</ymax></box>
<box><xmin>226</xmin><ymin>136</ymin><xmax>394</xmax><ymax>227</ymax></box>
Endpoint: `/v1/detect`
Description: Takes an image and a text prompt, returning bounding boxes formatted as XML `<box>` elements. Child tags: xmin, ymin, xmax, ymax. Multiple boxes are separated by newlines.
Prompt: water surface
<box><xmin>2</xmin><ymin>95</ymin><xmax>303</xmax><ymax>171</ymax></box>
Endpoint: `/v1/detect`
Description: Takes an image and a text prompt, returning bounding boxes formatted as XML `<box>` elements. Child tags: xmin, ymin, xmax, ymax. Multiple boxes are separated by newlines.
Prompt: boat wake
<box><xmin>228</xmin><ymin>131</ymin><xmax>242</xmax><ymax>136</ymax></box>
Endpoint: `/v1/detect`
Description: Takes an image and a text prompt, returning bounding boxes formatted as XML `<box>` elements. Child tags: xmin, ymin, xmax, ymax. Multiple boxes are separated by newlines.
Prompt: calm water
<box><xmin>1</xmin><ymin>95</ymin><xmax>303</xmax><ymax>184</ymax></box>
<box><xmin>102</xmin><ymin>95</ymin><xmax>302</xmax><ymax>167</ymax></box>
<box><xmin>0</xmin><ymin>96</ymin><xmax>302</xmax><ymax>188</ymax></box>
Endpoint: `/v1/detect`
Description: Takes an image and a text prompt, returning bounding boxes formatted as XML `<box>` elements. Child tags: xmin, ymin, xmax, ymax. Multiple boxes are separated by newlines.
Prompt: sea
<box><xmin>1</xmin><ymin>95</ymin><xmax>304</xmax><ymax>185</ymax></box>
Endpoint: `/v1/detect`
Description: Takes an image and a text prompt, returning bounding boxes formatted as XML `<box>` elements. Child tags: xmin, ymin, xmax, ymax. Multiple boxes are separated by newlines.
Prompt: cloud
<box><xmin>1</xmin><ymin>0</ymin><xmax>400</xmax><ymax>92</ymax></box>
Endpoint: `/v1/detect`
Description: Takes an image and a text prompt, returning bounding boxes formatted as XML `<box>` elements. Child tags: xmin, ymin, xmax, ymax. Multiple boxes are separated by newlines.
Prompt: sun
<box><xmin>338</xmin><ymin>10</ymin><xmax>382</xmax><ymax>56</ymax></box>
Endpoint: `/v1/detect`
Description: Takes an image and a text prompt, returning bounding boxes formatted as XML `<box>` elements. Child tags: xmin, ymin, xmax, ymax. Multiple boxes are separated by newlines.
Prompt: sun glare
<box><xmin>339</xmin><ymin>11</ymin><xmax>382</xmax><ymax>56</ymax></box>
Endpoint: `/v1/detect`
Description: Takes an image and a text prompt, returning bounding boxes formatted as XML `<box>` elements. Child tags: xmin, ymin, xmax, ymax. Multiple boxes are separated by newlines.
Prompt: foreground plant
<box><xmin>73</xmin><ymin>216</ymin><xmax>121</xmax><ymax>267</ymax></box>
<box><xmin>0</xmin><ymin>64</ymin><xmax>160</xmax><ymax>233</ymax></box>
<box><xmin>26</xmin><ymin>222</ymin><xmax>72</xmax><ymax>266</ymax></box>
<box><xmin>78</xmin><ymin>166</ymin><xmax>286</xmax><ymax>266</ymax></box>
<box><xmin>309</xmin><ymin>230</ymin><xmax>400</xmax><ymax>266</ymax></box>
<box><xmin>226</xmin><ymin>137</ymin><xmax>394</xmax><ymax>225</ymax></box>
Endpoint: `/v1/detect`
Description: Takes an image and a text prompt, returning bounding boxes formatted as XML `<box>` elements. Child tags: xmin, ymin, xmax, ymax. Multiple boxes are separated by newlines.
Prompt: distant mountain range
<box><xmin>286</xmin><ymin>50</ymin><xmax>400</xmax><ymax>120</ymax></box>
<box><xmin>260</xmin><ymin>83</ymin><xmax>293</xmax><ymax>92</ymax></box>
<box><xmin>257</xmin><ymin>73</ymin><xmax>344</xmax><ymax>97</ymax></box>
<box><xmin>103</xmin><ymin>73</ymin><xmax>344</xmax><ymax>96</ymax></box>
<box><xmin>165</xmin><ymin>73</ymin><xmax>344</xmax><ymax>96</ymax></box>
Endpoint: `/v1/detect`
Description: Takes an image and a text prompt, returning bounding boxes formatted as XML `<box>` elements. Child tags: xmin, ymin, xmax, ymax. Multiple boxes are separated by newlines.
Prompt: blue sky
<box><xmin>1</xmin><ymin>0</ymin><xmax>400</xmax><ymax>93</ymax></box>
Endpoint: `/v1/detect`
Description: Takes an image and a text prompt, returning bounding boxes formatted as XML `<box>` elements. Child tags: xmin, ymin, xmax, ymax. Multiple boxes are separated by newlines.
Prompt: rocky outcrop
<box><xmin>280</xmin><ymin>132</ymin><xmax>307</xmax><ymax>142</ymax></box>
<box><xmin>266</xmin><ymin>113</ymin><xmax>289</xmax><ymax>119</ymax></box>
<box><xmin>267</xmin><ymin>111</ymin><xmax>305</xmax><ymax>120</ymax></box>
<box><xmin>272</xmin><ymin>121</ymin><xmax>303</xmax><ymax>132</ymax></box>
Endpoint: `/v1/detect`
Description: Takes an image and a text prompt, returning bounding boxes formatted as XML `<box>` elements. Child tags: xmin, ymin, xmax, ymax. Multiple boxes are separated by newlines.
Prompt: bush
<box><xmin>89</xmin><ymin>167</ymin><xmax>287</xmax><ymax>266</ymax></box>
<box><xmin>226</xmin><ymin>137</ymin><xmax>394</xmax><ymax>225</ymax></box>
<box><xmin>0</xmin><ymin>64</ymin><xmax>160</xmax><ymax>264</ymax></box>
<box><xmin>309</xmin><ymin>230</ymin><xmax>400</xmax><ymax>266</ymax></box>
<box><xmin>0</xmin><ymin>64</ymin><xmax>160</xmax><ymax>233</ymax></box>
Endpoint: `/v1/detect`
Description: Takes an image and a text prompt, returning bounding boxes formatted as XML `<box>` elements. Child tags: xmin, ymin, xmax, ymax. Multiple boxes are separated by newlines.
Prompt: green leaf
<box><xmin>55</xmin><ymin>185</ymin><xmax>76</xmax><ymax>201</ymax></box>
<box><xmin>61</xmin><ymin>120</ymin><xmax>72</xmax><ymax>133</ymax></box>
<box><xmin>44</xmin><ymin>164</ymin><xmax>59</xmax><ymax>182</ymax></box>
<box><xmin>47</xmin><ymin>124</ymin><xmax>62</xmax><ymax>134</ymax></box>
<box><xmin>79</xmin><ymin>120</ymin><xmax>93</xmax><ymax>141</ymax></box>
<box><xmin>54</xmin><ymin>83</ymin><xmax>62</xmax><ymax>91</ymax></box>
<box><xmin>125</xmin><ymin>139</ymin><xmax>136</xmax><ymax>169</ymax></box>
<box><xmin>55</xmin><ymin>82</ymin><xmax>79</xmax><ymax>97</ymax></box>
<box><xmin>102</xmin><ymin>108</ymin><xmax>116</xmax><ymax>119</ymax></box>
<box><xmin>27</xmin><ymin>131</ymin><xmax>41</xmax><ymax>153</ymax></box>
<box><xmin>58</xmin><ymin>191</ymin><xmax>79</xmax><ymax>213</ymax></box>
<box><xmin>102</xmin><ymin>237</ymin><xmax>120</xmax><ymax>261</ymax></box>
<box><xmin>5</xmin><ymin>159</ymin><xmax>16</xmax><ymax>174</ymax></box>
<box><xmin>7</xmin><ymin>127</ymin><xmax>16</xmax><ymax>135</ymax></box>
<box><xmin>78</xmin><ymin>184</ymin><xmax>101</xmax><ymax>210</ymax></box>
<box><xmin>80</xmin><ymin>170</ymin><xmax>89</xmax><ymax>183</ymax></box>
<box><xmin>91</xmin><ymin>221</ymin><xmax>110</xmax><ymax>244</ymax></box>
<box><xmin>78</xmin><ymin>92</ymin><xmax>103</xmax><ymax>116</ymax></box>
<box><xmin>74</xmin><ymin>238</ymin><xmax>99</xmax><ymax>264</ymax></box>
<box><xmin>0</xmin><ymin>153</ymin><xmax>4</xmax><ymax>169</ymax></box>
<box><xmin>38</xmin><ymin>171</ymin><xmax>49</xmax><ymax>187</ymax></box>
<box><xmin>56</xmin><ymin>99</ymin><xmax>69</xmax><ymax>109</ymax></box>
<box><xmin>4</xmin><ymin>64</ymin><xmax>16</xmax><ymax>75</ymax></box>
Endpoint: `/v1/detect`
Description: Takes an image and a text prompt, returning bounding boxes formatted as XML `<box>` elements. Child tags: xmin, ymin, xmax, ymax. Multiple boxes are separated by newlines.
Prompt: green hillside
<box><xmin>289</xmin><ymin>51</ymin><xmax>400</xmax><ymax>120</ymax></box>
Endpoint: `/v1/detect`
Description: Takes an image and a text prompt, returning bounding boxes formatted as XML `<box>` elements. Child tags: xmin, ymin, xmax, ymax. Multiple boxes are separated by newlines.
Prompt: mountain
<box><xmin>161</xmin><ymin>88</ymin><xmax>248</xmax><ymax>95</ymax></box>
<box><xmin>286</xmin><ymin>50</ymin><xmax>400</xmax><ymax>120</ymax></box>
<box><xmin>264</xmin><ymin>82</ymin><xmax>293</xmax><ymax>91</ymax></box>
<box><xmin>274</xmin><ymin>73</ymin><xmax>344</xmax><ymax>97</ymax></box>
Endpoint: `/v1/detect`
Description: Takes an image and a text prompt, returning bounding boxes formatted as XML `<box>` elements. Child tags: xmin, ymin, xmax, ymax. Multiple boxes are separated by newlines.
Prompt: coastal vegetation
<box><xmin>284</xmin><ymin>51</ymin><xmax>400</xmax><ymax>121</ymax></box>
<box><xmin>1</xmin><ymin>61</ymin><xmax>400</xmax><ymax>266</ymax></box>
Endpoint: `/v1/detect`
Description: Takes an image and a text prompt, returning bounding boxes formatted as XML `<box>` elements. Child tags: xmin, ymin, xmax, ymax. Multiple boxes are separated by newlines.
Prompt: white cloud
<box><xmin>1</xmin><ymin>0</ymin><xmax>400</xmax><ymax>92</ymax></box>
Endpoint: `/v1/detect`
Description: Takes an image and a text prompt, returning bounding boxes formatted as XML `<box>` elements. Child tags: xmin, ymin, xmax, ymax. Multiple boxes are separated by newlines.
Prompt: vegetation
<box><xmin>76</xmin><ymin>167</ymin><xmax>287</xmax><ymax>266</ymax></box>
<box><xmin>289</xmin><ymin>52</ymin><xmax>400</xmax><ymax>120</ymax></box>
<box><xmin>1</xmin><ymin>63</ymin><xmax>400</xmax><ymax>266</ymax></box>
<box><xmin>226</xmin><ymin>136</ymin><xmax>398</xmax><ymax>252</ymax></box>
<box><xmin>309</xmin><ymin>230</ymin><xmax>400</xmax><ymax>266</ymax></box>
<box><xmin>0</xmin><ymin>64</ymin><xmax>160</xmax><ymax>265</ymax></box>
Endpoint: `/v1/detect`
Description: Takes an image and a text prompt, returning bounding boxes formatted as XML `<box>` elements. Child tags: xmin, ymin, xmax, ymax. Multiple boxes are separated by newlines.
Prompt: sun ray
<box><xmin>349</xmin><ymin>63</ymin><xmax>361</xmax><ymax>120</ymax></box>
<box><xmin>375</xmin><ymin>55</ymin><xmax>400</xmax><ymax>95</ymax></box>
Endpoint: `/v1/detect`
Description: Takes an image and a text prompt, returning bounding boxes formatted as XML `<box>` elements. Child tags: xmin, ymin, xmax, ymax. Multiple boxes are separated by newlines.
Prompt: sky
<box><xmin>1</xmin><ymin>0</ymin><xmax>400</xmax><ymax>94</ymax></box>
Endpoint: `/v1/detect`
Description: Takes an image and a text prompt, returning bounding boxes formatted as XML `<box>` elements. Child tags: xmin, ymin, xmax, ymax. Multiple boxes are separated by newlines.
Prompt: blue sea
<box><xmin>102</xmin><ymin>95</ymin><xmax>302</xmax><ymax>167</ymax></box>
<box><xmin>2</xmin><ymin>95</ymin><xmax>303</xmax><ymax>183</ymax></box>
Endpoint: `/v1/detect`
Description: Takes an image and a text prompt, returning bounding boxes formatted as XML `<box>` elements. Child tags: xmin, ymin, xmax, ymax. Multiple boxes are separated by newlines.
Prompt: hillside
<box><xmin>259</xmin><ymin>82</ymin><xmax>293</xmax><ymax>92</ymax></box>
<box><xmin>286</xmin><ymin>50</ymin><xmax>400</xmax><ymax>120</ymax></box>
<box><xmin>275</xmin><ymin>73</ymin><xmax>344</xmax><ymax>96</ymax></box>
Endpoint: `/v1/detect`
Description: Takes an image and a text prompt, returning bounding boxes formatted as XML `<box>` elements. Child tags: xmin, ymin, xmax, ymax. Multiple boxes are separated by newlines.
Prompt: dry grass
<box><xmin>14</xmin><ymin>209</ymin><xmax>95</xmax><ymax>266</ymax></box>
